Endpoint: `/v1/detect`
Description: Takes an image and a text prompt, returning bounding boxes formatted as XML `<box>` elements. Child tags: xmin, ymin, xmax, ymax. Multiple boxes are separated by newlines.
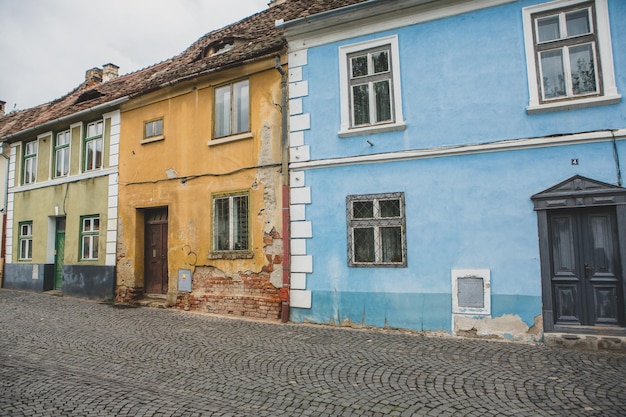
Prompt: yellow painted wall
<box><xmin>10</xmin><ymin>113</ymin><xmax>113</xmax><ymax>265</ymax></box>
<box><xmin>11</xmin><ymin>177</ymin><xmax>109</xmax><ymax>264</ymax></box>
<box><xmin>117</xmin><ymin>58</ymin><xmax>285</xmax><ymax>297</ymax></box>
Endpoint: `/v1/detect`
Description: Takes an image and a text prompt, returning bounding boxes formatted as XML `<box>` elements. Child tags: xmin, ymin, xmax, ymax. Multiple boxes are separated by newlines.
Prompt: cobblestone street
<box><xmin>0</xmin><ymin>289</ymin><xmax>625</xmax><ymax>416</ymax></box>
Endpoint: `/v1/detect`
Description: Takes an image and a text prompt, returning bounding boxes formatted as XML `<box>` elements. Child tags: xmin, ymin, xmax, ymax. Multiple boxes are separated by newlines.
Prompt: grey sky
<box><xmin>0</xmin><ymin>0</ymin><xmax>270</xmax><ymax>112</ymax></box>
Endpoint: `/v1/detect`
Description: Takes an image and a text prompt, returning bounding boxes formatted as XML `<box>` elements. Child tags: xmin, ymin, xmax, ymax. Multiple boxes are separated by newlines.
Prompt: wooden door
<box><xmin>144</xmin><ymin>210</ymin><xmax>168</xmax><ymax>294</ymax></box>
<box><xmin>54</xmin><ymin>218</ymin><xmax>66</xmax><ymax>290</ymax></box>
<box><xmin>548</xmin><ymin>208</ymin><xmax>624</xmax><ymax>327</ymax></box>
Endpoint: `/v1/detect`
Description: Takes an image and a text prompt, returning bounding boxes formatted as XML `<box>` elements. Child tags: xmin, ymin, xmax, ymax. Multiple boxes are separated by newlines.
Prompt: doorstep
<box><xmin>543</xmin><ymin>332</ymin><xmax>626</xmax><ymax>352</ymax></box>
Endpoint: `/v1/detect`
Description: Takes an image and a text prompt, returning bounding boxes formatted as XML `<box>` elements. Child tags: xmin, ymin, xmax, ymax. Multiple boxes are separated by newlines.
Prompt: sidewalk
<box><xmin>0</xmin><ymin>289</ymin><xmax>624</xmax><ymax>416</ymax></box>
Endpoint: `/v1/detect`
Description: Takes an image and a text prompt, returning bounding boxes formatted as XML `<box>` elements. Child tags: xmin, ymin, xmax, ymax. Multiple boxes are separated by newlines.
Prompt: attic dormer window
<box><xmin>213</xmin><ymin>42</ymin><xmax>234</xmax><ymax>56</ymax></box>
<box><xmin>74</xmin><ymin>89</ymin><xmax>104</xmax><ymax>104</ymax></box>
<box><xmin>199</xmin><ymin>38</ymin><xmax>241</xmax><ymax>60</ymax></box>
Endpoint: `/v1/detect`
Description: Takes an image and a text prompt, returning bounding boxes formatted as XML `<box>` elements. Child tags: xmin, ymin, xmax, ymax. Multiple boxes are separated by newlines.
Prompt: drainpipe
<box><xmin>275</xmin><ymin>55</ymin><xmax>290</xmax><ymax>323</ymax></box>
<box><xmin>0</xmin><ymin>142</ymin><xmax>9</xmax><ymax>285</ymax></box>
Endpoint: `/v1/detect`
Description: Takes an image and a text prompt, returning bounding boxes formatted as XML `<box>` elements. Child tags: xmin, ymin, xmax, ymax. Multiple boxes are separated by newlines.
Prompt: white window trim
<box><xmin>338</xmin><ymin>35</ymin><xmax>405</xmax><ymax>137</ymax></box>
<box><xmin>53</xmin><ymin>130</ymin><xmax>71</xmax><ymax>178</ymax></box>
<box><xmin>83</xmin><ymin>120</ymin><xmax>104</xmax><ymax>172</ymax></box>
<box><xmin>23</xmin><ymin>139</ymin><xmax>38</xmax><ymax>185</ymax></box>
<box><xmin>81</xmin><ymin>215</ymin><xmax>100</xmax><ymax>260</ymax></box>
<box><xmin>522</xmin><ymin>0</ymin><xmax>620</xmax><ymax>114</ymax></box>
<box><xmin>18</xmin><ymin>222</ymin><xmax>33</xmax><ymax>261</ymax></box>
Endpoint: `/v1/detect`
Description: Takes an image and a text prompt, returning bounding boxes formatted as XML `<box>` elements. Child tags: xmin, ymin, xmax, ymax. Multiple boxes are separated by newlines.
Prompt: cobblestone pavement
<box><xmin>0</xmin><ymin>290</ymin><xmax>625</xmax><ymax>417</ymax></box>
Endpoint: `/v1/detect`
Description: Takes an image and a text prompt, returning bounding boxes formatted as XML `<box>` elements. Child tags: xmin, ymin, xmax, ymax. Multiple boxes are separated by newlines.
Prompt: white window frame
<box><xmin>23</xmin><ymin>140</ymin><xmax>38</xmax><ymax>185</ymax></box>
<box><xmin>18</xmin><ymin>222</ymin><xmax>33</xmax><ymax>261</ymax></box>
<box><xmin>84</xmin><ymin>120</ymin><xmax>103</xmax><ymax>171</ymax></box>
<box><xmin>213</xmin><ymin>79</ymin><xmax>250</xmax><ymax>139</ymax></box>
<box><xmin>81</xmin><ymin>215</ymin><xmax>100</xmax><ymax>260</ymax></box>
<box><xmin>346</xmin><ymin>192</ymin><xmax>407</xmax><ymax>267</ymax></box>
<box><xmin>522</xmin><ymin>0</ymin><xmax>620</xmax><ymax>113</ymax></box>
<box><xmin>339</xmin><ymin>35</ymin><xmax>405</xmax><ymax>137</ymax></box>
<box><xmin>54</xmin><ymin>130</ymin><xmax>71</xmax><ymax>178</ymax></box>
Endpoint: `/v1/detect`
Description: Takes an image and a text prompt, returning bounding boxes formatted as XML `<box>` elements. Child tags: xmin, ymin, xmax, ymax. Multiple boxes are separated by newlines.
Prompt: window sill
<box><xmin>338</xmin><ymin>121</ymin><xmax>406</xmax><ymax>138</ymax></box>
<box><xmin>526</xmin><ymin>94</ymin><xmax>621</xmax><ymax>114</ymax></box>
<box><xmin>209</xmin><ymin>251</ymin><xmax>254</xmax><ymax>260</ymax></box>
<box><xmin>208</xmin><ymin>132</ymin><xmax>253</xmax><ymax>146</ymax></box>
<box><xmin>141</xmin><ymin>135</ymin><xmax>165</xmax><ymax>145</ymax></box>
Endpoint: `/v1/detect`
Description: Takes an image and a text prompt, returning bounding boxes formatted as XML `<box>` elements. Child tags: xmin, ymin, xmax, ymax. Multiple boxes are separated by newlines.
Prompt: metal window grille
<box><xmin>347</xmin><ymin>192</ymin><xmax>406</xmax><ymax>267</ymax></box>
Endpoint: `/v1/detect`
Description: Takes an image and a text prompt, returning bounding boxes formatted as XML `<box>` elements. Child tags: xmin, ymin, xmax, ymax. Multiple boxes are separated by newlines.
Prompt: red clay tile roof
<box><xmin>0</xmin><ymin>0</ymin><xmax>367</xmax><ymax>141</ymax></box>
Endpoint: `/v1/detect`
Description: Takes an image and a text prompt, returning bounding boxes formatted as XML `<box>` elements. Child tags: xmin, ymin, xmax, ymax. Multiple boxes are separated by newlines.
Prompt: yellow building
<box><xmin>115</xmin><ymin>8</ymin><xmax>290</xmax><ymax>319</ymax></box>
<box><xmin>0</xmin><ymin>65</ymin><xmax>126</xmax><ymax>299</ymax></box>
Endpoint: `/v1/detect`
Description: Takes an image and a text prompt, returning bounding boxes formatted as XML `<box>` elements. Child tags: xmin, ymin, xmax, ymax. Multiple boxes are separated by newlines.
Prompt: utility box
<box><xmin>178</xmin><ymin>269</ymin><xmax>192</xmax><ymax>292</ymax></box>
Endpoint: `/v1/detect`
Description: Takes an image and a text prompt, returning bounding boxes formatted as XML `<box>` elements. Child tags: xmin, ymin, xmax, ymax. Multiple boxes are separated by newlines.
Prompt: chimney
<box><xmin>268</xmin><ymin>0</ymin><xmax>287</xmax><ymax>7</ymax></box>
<box><xmin>102</xmin><ymin>63</ymin><xmax>119</xmax><ymax>82</ymax></box>
<box><xmin>0</xmin><ymin>101</ymin><xmax>5</xmax><ymax>116</ymax></box>
<box><xmin>85</xmin><ymin>67</ymin><xmax>103</xmax><ymax>87</ymax></box>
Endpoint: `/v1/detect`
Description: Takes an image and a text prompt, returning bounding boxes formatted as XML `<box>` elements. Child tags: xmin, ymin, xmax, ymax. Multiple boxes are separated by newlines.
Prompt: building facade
<box><xmin>115</xmin><ymin>51</ymin><xmax>287</xmax><ymax>319</ymax></box>
<box><xmin>0</xmin><ymin>66</ymin><xmax>123</xmax><ymax>300</ymax></box>
<box><xmin>281</xmin><ymin>0</ymin><xmax>626</xmax><ymax>340</ymax></box>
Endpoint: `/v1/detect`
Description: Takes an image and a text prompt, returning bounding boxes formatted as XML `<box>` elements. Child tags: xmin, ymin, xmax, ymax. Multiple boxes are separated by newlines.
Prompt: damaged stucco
<box><xmin>454</xmin><ymin>314</ymin><xmax>543</xmax><ymax>342</ymax></box>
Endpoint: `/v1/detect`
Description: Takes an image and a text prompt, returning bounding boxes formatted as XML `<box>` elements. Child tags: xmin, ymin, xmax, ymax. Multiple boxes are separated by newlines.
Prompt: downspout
<box><xmin>0</xmin><ymin>142</ymin><xmax>9</xmax><ymax>285</ymax></box>
<box><xmin>275</xmin><ymin>55</ymin><xmax>290</xmax><ymax>323</ymax></box>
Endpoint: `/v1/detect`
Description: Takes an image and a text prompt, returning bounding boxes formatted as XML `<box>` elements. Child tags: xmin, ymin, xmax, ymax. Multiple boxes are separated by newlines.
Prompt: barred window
<box><xmin>213</xmin><ymin>193</ymin><xmax>249</xmax><ymax>252</ymax></box>
<box><xmin>347</xmin><ymin>192</ymin><xmax>406</xmax><ymax>267</ymax></box>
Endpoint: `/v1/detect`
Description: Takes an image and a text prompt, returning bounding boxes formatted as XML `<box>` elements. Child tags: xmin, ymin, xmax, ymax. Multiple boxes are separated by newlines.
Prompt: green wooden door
<box><xmin>54</xmin><ymin>218</ymin><xmax>66</xmax><ymax>290</ymax></box>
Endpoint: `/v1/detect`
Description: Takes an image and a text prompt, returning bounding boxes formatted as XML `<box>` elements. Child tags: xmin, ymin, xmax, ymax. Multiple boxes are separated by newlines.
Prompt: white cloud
<box><xmin>0</xmin><ymin>0</ymin><xmax>269</xmax><ymax>111</ymax></box>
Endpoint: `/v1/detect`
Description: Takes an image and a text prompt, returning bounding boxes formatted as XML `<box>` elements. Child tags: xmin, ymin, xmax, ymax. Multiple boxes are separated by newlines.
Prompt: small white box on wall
<box><xmin>451</xmin><ymin>269</ymin><xmax>491</xmax><ymax>316</ymax></box>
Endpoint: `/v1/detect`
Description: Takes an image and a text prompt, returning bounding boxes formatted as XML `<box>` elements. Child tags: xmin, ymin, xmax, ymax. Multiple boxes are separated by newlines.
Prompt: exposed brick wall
<box><xmin>115</xmin><ymin>286</ymin><xmax>144</xmax><ymax>304</ymax></box>
<box><xmin>175</xmin><ymin>267</ymin><xmax>281</xmax><ymax>319</ymax></box>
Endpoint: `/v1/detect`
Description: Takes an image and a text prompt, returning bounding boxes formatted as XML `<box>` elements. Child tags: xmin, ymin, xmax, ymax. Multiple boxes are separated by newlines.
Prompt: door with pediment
<box><xmin>533</xmin><ymin>176</ymin><xmax>626</xmax><ymax>332</ymax></box>
<box><xmin>548</xmin><ymin>208</ymin><xmax>622</xmax><ymax>326</ymax></box>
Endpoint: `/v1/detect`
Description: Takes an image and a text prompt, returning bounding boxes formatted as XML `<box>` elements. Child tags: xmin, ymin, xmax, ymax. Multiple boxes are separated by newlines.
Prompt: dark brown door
<box><xmin>549</xmin><ymin>208</ymin><xmax>624</xmax><ymax>327</ymax></box>
<box><xmin>145</xmin><ymin>209</ymin><xmax>168</xmax><ymax>294</ymax></box>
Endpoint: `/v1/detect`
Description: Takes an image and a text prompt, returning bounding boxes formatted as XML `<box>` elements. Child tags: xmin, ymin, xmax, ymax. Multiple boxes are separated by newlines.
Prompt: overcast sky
<box><xmin>0</xmin><ymin>0</ymin><xmax>270</xmax><ymax>112</ymax></box>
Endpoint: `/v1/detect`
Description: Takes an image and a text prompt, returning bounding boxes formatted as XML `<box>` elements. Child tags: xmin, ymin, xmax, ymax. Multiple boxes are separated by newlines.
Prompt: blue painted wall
<box><xmin>302</xmin><ymin>0</ymin><xmax>626</xmax><ymax>160</ymax></box>
<box><xmin>289</xmin><ymin>0</ymin><xmax>626</xmax><ymax>333</ymax></box>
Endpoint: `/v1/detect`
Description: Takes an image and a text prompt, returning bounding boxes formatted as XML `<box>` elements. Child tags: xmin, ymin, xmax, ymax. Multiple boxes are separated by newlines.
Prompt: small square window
<box><xmin>145</xmin><ymin>119</ymin><xmax>163</xmax><ymax>139</ymax></box>
<box><xmin>347</xmin><ymin>192</ymin><xmax>406</xmax><ymax>267</ymax></box>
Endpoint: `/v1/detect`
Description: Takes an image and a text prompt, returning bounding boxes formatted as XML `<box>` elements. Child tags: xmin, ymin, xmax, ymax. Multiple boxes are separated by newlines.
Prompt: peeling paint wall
<box><xmin>116</xmin><ymin>59</ymin><xmax>285</xmax><ymax>318</ymax></box>
<box><xmin>454</xmin><ymin>314</ymin><xmax>543</xmax><ymax>342</ymax></box>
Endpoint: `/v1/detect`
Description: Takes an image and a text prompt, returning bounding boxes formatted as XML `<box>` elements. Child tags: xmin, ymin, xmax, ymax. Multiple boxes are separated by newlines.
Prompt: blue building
<box><xmin>279</xmin><ymin>0</ymin><xmax>626</xmax><ymax>341</ymax></box>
